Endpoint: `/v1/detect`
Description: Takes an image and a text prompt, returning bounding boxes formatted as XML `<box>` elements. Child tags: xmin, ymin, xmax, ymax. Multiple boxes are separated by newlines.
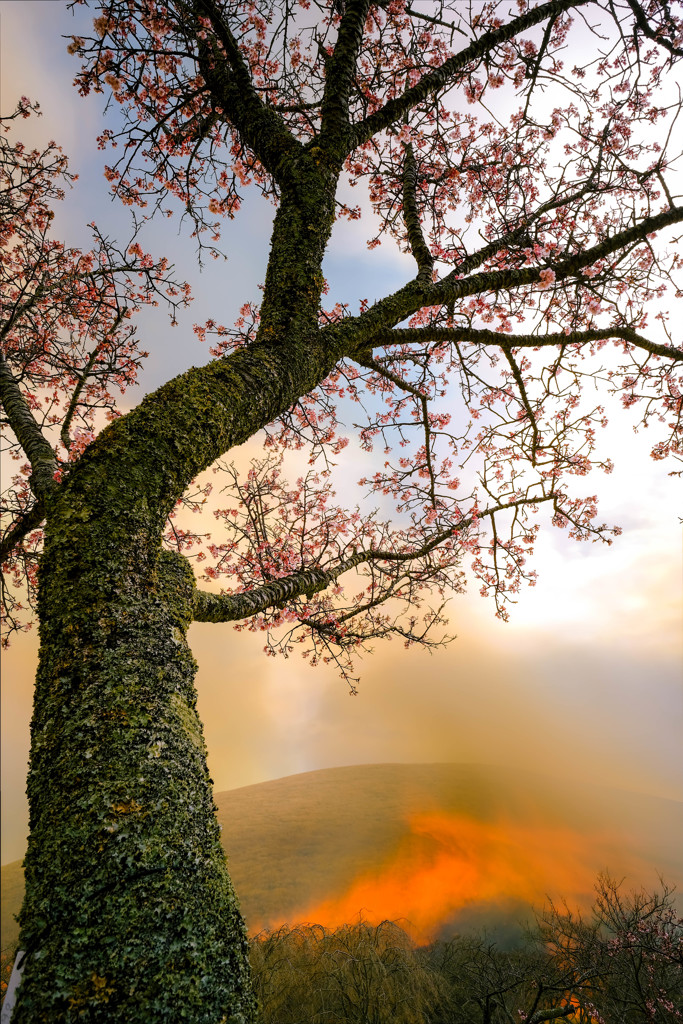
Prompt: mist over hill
<box><xmin>3</xmin><ymin>763</ymin><xmax>681</xmax><ymax>949</ymax></box>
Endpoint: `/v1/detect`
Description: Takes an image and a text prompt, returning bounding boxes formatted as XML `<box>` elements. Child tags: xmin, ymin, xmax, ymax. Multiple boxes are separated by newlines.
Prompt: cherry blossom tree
<box><xmin>421</xmin><ymin>875</ymin><xmax>682</xmax><ymax>1024</ymax></box>
<box><xmin>535</xmin><ymin>875</ymin><xmax>683</xmax><ymax>1024</ymax></box>
<box><xmin>1</xmin><ymin>0</ymin><xmax>682</xmax><ymax>1019</ymax></box>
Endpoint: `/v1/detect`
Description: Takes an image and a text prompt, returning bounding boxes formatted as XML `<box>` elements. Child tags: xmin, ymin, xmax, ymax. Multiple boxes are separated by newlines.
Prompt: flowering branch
<box><xmin>352</xmin><ymin>0</ymin><xmax>587</xmax><ymax>147</ymax></box>
<box><xmin>430</xmin><ymin>206</ymin><xmax>683</xmax><ymax>308</ymax></box>
<box><xmin>367</xmin><ymin>326</ymin><xmax>683</xmax><ymax>362</ymax></box>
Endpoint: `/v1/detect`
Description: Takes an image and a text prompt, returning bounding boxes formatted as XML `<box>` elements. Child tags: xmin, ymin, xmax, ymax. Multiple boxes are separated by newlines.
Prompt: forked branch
<box><xmin>625</xmin><ymin>0</ymin><xmax>683</xmax><ymax>57</ymax></box>
<box><xmin>192</xmin><ymin>0</ymin><xmax>305</xmax><ymax>183</ymax></box>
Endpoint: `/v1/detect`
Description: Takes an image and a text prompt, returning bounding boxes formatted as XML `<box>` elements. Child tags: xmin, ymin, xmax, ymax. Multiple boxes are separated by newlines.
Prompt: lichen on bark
<box><xmin>10</xmin><ymin>185</ymin><xmax>358</xmax><ymax>1013</ymax></box>
<box><xmin>13</xmin><ymin>491</ymin><xmax>255</xmax><ymax>1020</ymax></box>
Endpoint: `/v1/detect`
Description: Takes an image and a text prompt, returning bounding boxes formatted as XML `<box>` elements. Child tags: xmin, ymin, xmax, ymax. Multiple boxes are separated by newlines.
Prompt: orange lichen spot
<box><xmin>68</xmin><ymin>973</ymin><xmax>115</xmax><ymax>1009</ymax></box>
<box><xmin>109</xmin><ymin>799</ymin><xmax>142</xmax><ymax>815</ymax></box>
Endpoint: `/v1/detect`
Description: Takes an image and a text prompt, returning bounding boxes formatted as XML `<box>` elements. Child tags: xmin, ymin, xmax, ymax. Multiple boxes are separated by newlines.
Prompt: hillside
<box><xmin>3</xmin><ymin>763</ymin><xmax>681</xmax><ymax>949</ymax></box>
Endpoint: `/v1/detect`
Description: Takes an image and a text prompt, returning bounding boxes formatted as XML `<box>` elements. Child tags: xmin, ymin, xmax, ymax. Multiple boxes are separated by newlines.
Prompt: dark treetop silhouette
<box><xmin>1</xmin><ymin>0</ymin><xmax>682</xmax><ymax>1019</ymax></box>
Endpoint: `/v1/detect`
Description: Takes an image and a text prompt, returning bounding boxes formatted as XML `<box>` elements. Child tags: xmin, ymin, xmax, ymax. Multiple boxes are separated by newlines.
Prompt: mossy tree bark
<box><xmin>8</xmin><ymin>27</ymin><xmax>386</xmax><ymax>1003</ymax></box>
<box><xmin>21</xmin><ymin>541</ymin><xmax>253</xmax><ymax>1021</ymax></box>
<box><xmin>11</xmin><ymin>0</ymin><xmax>369</xmax><ymax>1006</ymax></box>
<box><xmin>12</xmin><ymin>317</ymin><xmax>356</xmax><ymax>1021</ymax></box>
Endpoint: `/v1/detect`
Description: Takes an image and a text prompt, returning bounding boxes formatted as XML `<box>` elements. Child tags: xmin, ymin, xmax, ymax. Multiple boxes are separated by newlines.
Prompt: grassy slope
<box><xmin>3</xmin><ymin>763</ymin><xmax>682</xmax><ymax>949</ymax></box>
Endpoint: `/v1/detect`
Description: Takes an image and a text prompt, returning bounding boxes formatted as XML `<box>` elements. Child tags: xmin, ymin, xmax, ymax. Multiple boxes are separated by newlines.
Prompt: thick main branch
<box><xmin>318</xmin><ymin>0</ymin><xmax>371</xmax><ymax>163</ymax></box>
<box><xmin>0</xmin><ymin>352</ymin><xmax>58</xmax><ymax>500</ymax></box>
<box><xmin>65</xmin><ymin>325</ymin><xmax>347</xmax><ymax>526</ymax></box>
<box><xmin>193</xmin><ymin>0</ymin><xmax>304</xmax><ymax>183</ymax></box>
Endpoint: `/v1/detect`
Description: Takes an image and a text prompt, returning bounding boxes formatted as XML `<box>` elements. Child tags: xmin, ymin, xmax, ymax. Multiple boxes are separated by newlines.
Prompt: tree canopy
<box><xmin>3</xmin><ymin>0</ymin><xmax>682</xmax><ymax>685</ymax></box>
<box><xmin>2</xmin><ymin>0</ymin><xmax>682</xmax><ymax>684</ymax></box>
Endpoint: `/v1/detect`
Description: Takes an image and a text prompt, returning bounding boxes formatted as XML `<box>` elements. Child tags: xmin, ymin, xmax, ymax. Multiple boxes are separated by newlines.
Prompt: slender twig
<box><xmin>0</xmin><ymin>501</ymin><xmax>45</xmax><ymax>562</ymax></box>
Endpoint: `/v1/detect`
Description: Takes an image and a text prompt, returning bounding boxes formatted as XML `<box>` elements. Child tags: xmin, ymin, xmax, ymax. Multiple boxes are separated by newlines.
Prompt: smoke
<box><xmin>255</xmin><ymin>795</ymin><xmax>678</xmax><ymax>942</ymax></box>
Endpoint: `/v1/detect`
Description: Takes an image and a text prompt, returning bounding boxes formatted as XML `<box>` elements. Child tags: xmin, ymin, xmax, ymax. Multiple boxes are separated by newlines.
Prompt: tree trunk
<box><xmin>13</xmin><ymin>507</ymin><xmax>255</xmax><ymax>1021</ymax></box>
<box><xmin>10</xmin><ymin>200</ymin><xmax>351</xmax><ymax>1020</ymax></box>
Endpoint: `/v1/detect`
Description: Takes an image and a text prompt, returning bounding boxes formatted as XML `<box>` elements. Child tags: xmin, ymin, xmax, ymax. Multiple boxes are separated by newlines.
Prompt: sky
<box><xmin>1</xmin><ymin>0</ymin><xmax>682</xmax><ymax>869</ymax></box>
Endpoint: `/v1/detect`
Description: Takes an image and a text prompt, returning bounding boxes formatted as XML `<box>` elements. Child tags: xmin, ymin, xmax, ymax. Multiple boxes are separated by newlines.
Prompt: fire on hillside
<box><xmin>257</xmin><ymin>810</ymin><xmax>652</xmax><ymax>941</ymax></box>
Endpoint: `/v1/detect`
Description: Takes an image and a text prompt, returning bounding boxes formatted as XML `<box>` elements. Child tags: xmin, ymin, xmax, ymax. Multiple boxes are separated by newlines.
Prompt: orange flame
<box><xmin>259</xmin><ymin>811</ymin><xmax>649</xmax><ymax>941</ymax></box>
